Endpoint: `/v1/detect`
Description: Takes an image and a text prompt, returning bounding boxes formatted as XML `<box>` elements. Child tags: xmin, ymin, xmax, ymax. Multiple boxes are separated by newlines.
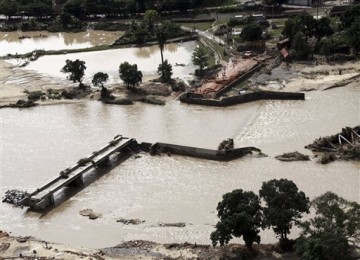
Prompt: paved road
<box><xmin>181</xmin><ymin>26</ymin><xmax>225</xmax><ymax>45</ymax></box>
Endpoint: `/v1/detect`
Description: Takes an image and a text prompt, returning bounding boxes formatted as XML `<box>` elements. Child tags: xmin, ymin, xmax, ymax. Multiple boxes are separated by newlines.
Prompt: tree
<box><xmin>210</xmin><ymin>189</ymin><xmax>262</xmax><ymax>249</ymax></box>
<box><xmin>0</xmin><ymin>1</ymin><xmax>19</xmax><ymax>19</ymax></box>
<box><xmin>347</xmin><ymin>17</ymin><xmax>360</xmax><ymax>52</ymax></box>
<box><xmin>292</xmin><ymin>32</ymin><xmax>311</xmax><ymax>59</ymax></box>
<box><xmin>92</xmin><ymin>72</ymin><xmax>109</xmax><ymax>88</ymax></box>
<box><xmin>295</xmin><ymin>192</ymin><xmax>360</xmax><ymax>259</ymax></box>
<box><xmin>119</xmin><ymin>62</ymin><xmax>143</xmax><ymax>89</ymax></box>
<box><xmin>341</xmin><ymin>5</ymin><xmax>360</xmax><ymax>29</ymax></box>
<box><xmin>315</xmin><ymin>17</ymin><xmax>334</xmax><ymax>41</ymax></box>
<box><xmin>157</xmin><ymin>59</ymin><xmax>172</xmax><ymax>82</ymax></box>
<box><xmin>156</xmin><ymin>28</ymin><xmax>168</xmax><ymax>66</ymax></box>
<box><xmin>259</xmin><ymin>179</ymin><xmax>310</xmax><ymax>242</ymax></box>
<box><xmin>296</xmin><ymin>222</ymin><xmax>351</xmax><ymax>260</ymax></box>
<box><xmin>192</xmin><ymin>45</ymin><xmax>208</xmax><ymax>76</ymax></box>
<box><xmin>61</xmin><ymin>59</ymin><xmax>87</xmax><ymax>88</ymax></box>
<box><xmin>131</xmin><ymin>21</ymin><xmax>148</xmax><ymax>44</ymax></box>
<box><xmin>92</xmin><ymin>72</ymin><xmax>110</xmax><ymax>99</ymax></box>
<box><xmin>156</xmin><ymin>24</ymin><xmax>169</xmax><ymax>80</ymax></box>
<box><xmin>282</xmin><ymin>14</ymin><xmax>317</xmax><ymax>42</ymax></box>
<box><xmin>144</xmin><ymin>9</ymin><xmax>158</xmax><ymax>33</ymax></box>
<box><xmin>240</xmin><ymin>24</ymin><xmax>263</xmax><ymax>41</ymax></box>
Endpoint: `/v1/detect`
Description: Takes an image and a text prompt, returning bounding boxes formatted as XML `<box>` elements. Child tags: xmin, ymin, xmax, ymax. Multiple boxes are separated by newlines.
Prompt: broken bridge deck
<box><xmin>20</xmin><ymin>136</ymin><xmax>136</xmax><ymax>211</ymax></box>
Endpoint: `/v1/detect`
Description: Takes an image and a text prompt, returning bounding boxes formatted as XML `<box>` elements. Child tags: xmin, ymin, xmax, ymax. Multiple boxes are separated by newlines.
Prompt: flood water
<box><xmin>9</xmin><ymin>41</ymin><xmax>196</xmax><ymax>83</ymax></box>
<box><xmin>0</xmin><ymin>84</ymin><xmax>359</xmax><ymax>248</ymax></box>
<box><xmin>0</xmin><ymin>30</ymin><xmax>123</xmax><ymax>56</ymax></box>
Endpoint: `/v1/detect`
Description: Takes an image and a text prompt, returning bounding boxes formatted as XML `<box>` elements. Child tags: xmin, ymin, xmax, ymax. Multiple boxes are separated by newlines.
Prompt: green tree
<box><xmin>341</xmin><ymin>5</ymin><xmax>360</xmax><ymax>29</ymax></box>
<box><xmin>144</xmin><ymin>9</ymin><xmax>158</xmax><ymax>33</ymax></box>
<box><xmin>92</xmin><ymin>72</ymin><xmax>109</xmax><ymax>88</ymax></box>
<box><xmin>157</xmin><ymin>59</ymin><xmax>172</xmax><ymax>82</ymax></box>
<box><xmin>192</xmin><ymin>45</ymin><xmax>208</xmax><ymax>76</ymax></box>
<box><xmin>131</xmin><ymin>21</ymin><xmax>148</xmax><ymax>44</ymax></box>
<box><xmin>0</xmin><ymin>1</ymin><xmax>19</xmax><ymax>19</ymax></box>
<box><xmin>119</xmin><ymin>62</ymin><xmax>143</xmax><ymax>89</ymax></box>
<box><xmin>315</xmin><ymin>17</ymin><xmax>334</xmax><ymax>41</ymax></box>
<box><xmin>240</xmin><ymin>24</ymin><xmax>263</xmax><ymax>41</ymax></box>
<box><xmin>156</xmin><ymin>28</ymin><xmax>168</xmax><ymax>66</ymax></box>
<box><xmin>282</xmin><ymin>16</ymin><xmax>304</xmax><ymax>41</ymax></box>
<box><xmin>64</xmin><ymin>0</ymin><xmax>87</xmax><ymax>19</ymax></box>
<box><xmin>282</xmin><ymin>14</ymin><xmax>317</xmax><ymax>41</ymax></box>
<box><xmin>259</xmin><ymin>179</ymin><xmax>310</xmax><ymax>242</ymax></box>
<box><xmin>92</xmin><ymin>72</ymin><xmax>110</xmax><ymax>99</ymax></box>
<box><xmin>210</xmin><ymin>189</ymin><xmax>262</xmax><ymax>249</ymax></box>
<box><xmin>347</xmin><ymin>17</ymin><xmax>360</xmax><ymax>52</ymax></box>
<box><xmin>61</xmin><ymin>59</ymin><xmax>87</xmax><ymax>88</ymax></box>
<box><xmin>295</xmin><ymin>192</ymin><xmax>360</xmax><ymax>260</ymax></box>
<box><xmin>292</xmin><ymin>32</ymin><xmax>311</xmax><ymax>59</ymax></box>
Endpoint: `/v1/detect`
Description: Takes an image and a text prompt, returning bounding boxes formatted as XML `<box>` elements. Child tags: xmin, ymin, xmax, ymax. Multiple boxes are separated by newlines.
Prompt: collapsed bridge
<box><xmin>14</xmin><ymin>135</ymin><xmax>261</xmax><ymax>211</ymax></box>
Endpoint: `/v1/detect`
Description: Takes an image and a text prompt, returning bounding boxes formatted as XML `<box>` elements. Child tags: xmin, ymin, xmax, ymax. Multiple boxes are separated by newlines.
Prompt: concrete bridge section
<box><xmin>16</xmin><ymin>136</ymin><xmax>263</xmax><ymax>212</ymax></box>
<box><xmin>19</xmin><ymin>136</ymin><xmax>137</xmax><ymax>211</ymax></box>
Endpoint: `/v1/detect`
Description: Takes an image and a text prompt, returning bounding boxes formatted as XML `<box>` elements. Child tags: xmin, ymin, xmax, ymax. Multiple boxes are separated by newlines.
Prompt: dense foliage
<box><xmin>282</xmin><ymin>6</ymin><xmax>360</xmax><ymax>58</ymax></box>
<box><xmin>157</xmin><ymin>60</ymin><xmax>173</xmax><ymax>83</ymax></box>
<box><xmin>296</xmin><ymin>192</ymin><xmax>360</xmax><ymax>259</ymax></box>
<box><xmin>119</xmin><ymin>62</ymin><xmax>143</xmax><ymax>89</ymax></box>
<box><xmin>0</xmin><ymin>0</ymin><xmax>232</xmax><ymax>19</ymax></box>
<box><xmin>259</xmin><ymin>179</ymin><xmax>310</xmax><ymax>241</ymax></box>
<box><xmin>210</xmin><ymin>189</ymin><xmax>263</xmax><ymax>249</ymax></box>
<box><xmin>192</xmin><ymin>45</ymin><xmax>209</xmax><ymax>75</ymax></box>
<box><xmin>240</xmin><ymin>24</ymin><xmax>263</xmax><ymax>41</ymax></box>
<box><xmin>61</xmin><ymin>59</ymin><xmax>87</xmax><ymax>87</ymax></box>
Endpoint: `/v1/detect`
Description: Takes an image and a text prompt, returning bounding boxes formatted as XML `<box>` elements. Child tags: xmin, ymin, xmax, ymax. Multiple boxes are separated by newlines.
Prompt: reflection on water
<box><xmin>0</xmin><ymin>85</ymin><xmax>359</xmax><ymax>248</ymax></box>
<box><xmin>16</xmin><ymin>41</ymin><xmax>196</xmax><ymax>83</ymax></box>
<box><xmin>0</xmin><ymin>30</ymin><xmax>123</xmax><ymax>56</ymax></box>
<box><xmin>135</xmin><ymin>43</ymin><xmax>178</xmax><ymax>58</ymax></box>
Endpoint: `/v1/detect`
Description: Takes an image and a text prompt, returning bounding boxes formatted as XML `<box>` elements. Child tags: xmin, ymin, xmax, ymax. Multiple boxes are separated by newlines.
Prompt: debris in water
<box><xmin>275</xmin><ymin>151</ymin><xmax>310</xmax><ymax>162</ymax></box>
<box><xmin>2</xmin><ymin>190</ymin><xmax>29</xmax><ymax>206</ymax></box>
<box><xmin>305</xmin><ymin>126</ymin><xmax>360</xmax><ymax>163</ymax></box>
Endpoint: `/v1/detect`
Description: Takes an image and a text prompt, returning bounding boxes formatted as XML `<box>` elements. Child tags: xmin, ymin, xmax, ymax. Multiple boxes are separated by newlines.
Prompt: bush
<box><xmin>106</xmin><ymin>98</ymin><xmax>133</xmax><ymax>105</ymax></box>
<box><xmin>140</xmin><ymin>96</ymin><xmax>165</xmax><ymax>105</ymax></box>
<box><xmin>92</xmin><ymin>22</ymin><xmax>129</xmax><ymax>31</ymax></box>
<box><xmin>171</xmin><ymin>81</ymin><xmax>186</xmax><ymax>92</ymax></box>
<box><xmin>28</xmin><ymin>91</ymin><xmax>44</xmax><ymax>101</ymax></box>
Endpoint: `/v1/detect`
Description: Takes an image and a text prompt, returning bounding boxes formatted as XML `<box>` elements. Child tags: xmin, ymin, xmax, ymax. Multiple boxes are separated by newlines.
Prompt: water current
<box><xmin>0</xmin><ymin>85</ymin><xmax>359</xmax><ymax>248</ymax></box>
<box><xmin>0</xmin><ymin>29</ymin><xmax>359</xmax><ymax>248</ymax></box>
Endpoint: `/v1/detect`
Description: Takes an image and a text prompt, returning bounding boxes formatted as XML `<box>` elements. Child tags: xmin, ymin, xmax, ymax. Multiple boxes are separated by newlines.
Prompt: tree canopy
<box><xmin>296</xmin><ymin>192</ymin><xmax>360</xmax><ymax>260</ymax></box>
<box><xmin>92</xmin><ymin>72</ymin><xmax>109</xmax><ymax>88</ymax></box>
<box><xmin>157</xmin><ymin>59</ymin><xmax>172</xmax><ymax>83</ymax></box>
<box><xmin>259</xmin><ymin>179</ymin><xmax>310</xmax><ymax>241</ymax></box>
<box><xmin>119</xmin><ymin>62</ymin><xmax>142</xmax><ymax>89</ymax></box>
<box><xmin>210</xmin><ymin>189</ymin><xmax>262</xmax><ymax>249</ymax></box>
<box><xmin>240</xmin><ymin>24</ymin><xmax>263</xmax><ymax>41</ymax></box>
<box><xmin>61</xmin><ymin>59</ymin><xmax>86</xmax><ymax>87</ymax></box>
<box><xmin>192</xmin><ymin>45</ymin><xmax>209</xmax><ymax>76</ymax></box>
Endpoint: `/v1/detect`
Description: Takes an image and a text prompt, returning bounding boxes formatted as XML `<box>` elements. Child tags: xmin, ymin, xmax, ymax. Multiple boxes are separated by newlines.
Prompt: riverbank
<box><xmin>0</xmin><ymin>231</ymin><xmax>300</xmax><ymax>259</ymax></box>
<box><xmin>1</xmin><ymin>57</ymin><xmax>359</xmax><ymax>108</ymax></box>
<box><xmin>0</xmin><ymin>57</ymin><xmax>185</xmax><ymax>107</ymax></box>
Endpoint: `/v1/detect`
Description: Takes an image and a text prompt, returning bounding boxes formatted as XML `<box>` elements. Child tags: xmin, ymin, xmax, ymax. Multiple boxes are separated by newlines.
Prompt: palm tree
<box><xmin>156</xmin><ymin>30</ymin><xmax>167</xmax><ymax>66</ymax></box>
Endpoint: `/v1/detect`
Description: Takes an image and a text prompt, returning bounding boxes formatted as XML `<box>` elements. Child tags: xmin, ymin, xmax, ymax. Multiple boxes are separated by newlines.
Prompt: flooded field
<box><xmin>0</xmin><ymin>84</ymin><xmax>359</xmax><ymax>248</ymax></box>
<box><xmin>8</xmin><ymin>41</ymin><xmax>196</xmax><ymax>84</ymax></box>
<box><xmin>0</xmin><ymin>28</ymin><xmax>359</xmax><ymax>249</ymax></box>
<box><xmin>0</xmin><ymin>30</ymin><xmax>123</xmax><ymax>56</ymax></box>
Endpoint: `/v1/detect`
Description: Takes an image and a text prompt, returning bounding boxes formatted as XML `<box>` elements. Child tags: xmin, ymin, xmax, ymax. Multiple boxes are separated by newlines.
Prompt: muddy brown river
<box><xmin>0</xmin><ymin>30</ymin><xmax>123</xmax><ymax>56</ymax></box>
<box><xmin>0</xmin><ymin>83</ymin><xmax>359</xmax><ymax>248</ymax></box>
<box><xmin>0</xmin><ymin>30</ymin><xmax>359</xmax><ymax>247</ymax></box>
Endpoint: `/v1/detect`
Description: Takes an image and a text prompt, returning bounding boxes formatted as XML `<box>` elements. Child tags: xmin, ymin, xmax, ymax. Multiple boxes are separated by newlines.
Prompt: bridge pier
<box><xmin>68</xmin><ymin>175</ymin><xmax>85</xmax><ymax>188</ymax></box>
<box><xmin>98</xmin><ymin>156</ymin><xmax>111</xmax><ymax>167</ymax></box>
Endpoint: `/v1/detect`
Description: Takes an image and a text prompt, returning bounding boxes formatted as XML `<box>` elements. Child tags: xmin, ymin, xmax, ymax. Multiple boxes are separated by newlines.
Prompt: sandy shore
<box><xmin>0</xmin><ymin>231</ymin><xmax>301</xmax><ymax>259</ymax></box>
